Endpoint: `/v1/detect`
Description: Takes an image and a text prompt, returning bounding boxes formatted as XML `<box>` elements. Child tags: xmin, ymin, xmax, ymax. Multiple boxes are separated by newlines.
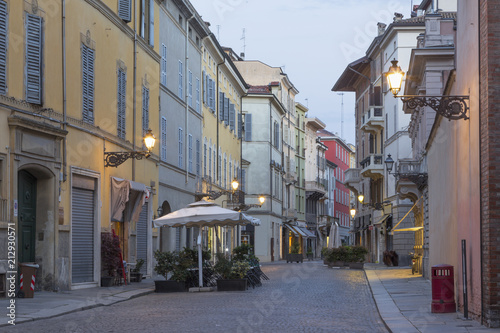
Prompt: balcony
<box><xmin>284</xmin><ymin>208</ymin><xmax>298</xmax><ymax>219</ymax></box>
<box><xmin>395</xmin><ymin>160</ymin><xmax>428</xmax><ymax>200</ymax></box>
<box><xmin>305</xmin><ymin>179</ymin><xmax>326</xmax><ymax>200</ymax></box>
<box><xmin>361</xmin><ymin>106</ymin><xmax>384</xmax><ymax>133</ymax></box>
<box><xmin>344</xmin><ymin>168</ymin><xmax>361</xmax><ymax>192</ymax></box>
<box><xmin>360</xmin><ymin>154</ymin><xmax>384</xmax><ymax>180</ymax></box>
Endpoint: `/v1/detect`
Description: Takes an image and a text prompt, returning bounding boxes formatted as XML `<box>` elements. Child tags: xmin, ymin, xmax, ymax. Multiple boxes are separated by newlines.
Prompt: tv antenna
<box><xmin>338</xmin><ymin>93</ymin><xmax>344</xmax><ymax>139</ymax></box>
<box><xmin>240</xmin><ymin>28</ymin><xmax>246</xmax><ymax>57</ymax></box>
<box><xmin>217</xmin><ymin>25</ymin><xmax>221</xmax><ymax>41</ymax></box>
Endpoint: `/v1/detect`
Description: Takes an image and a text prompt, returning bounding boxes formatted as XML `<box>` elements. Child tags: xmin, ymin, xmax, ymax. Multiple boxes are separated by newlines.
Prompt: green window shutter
<box><xmin>82</xmin><ymin>45</ymin><xmax>94</xmax><ymax>123</ymax></box>
<box><xmin>25</xmin><ymin>14</ymin><xmax>42</xmax><ymax>104</ymax></box>
<box><xmin>118</xmin><ymin>0</ymin><xmax>131</xmax><ymax>22</ymax></box>
<box><xmin>142</xmin><ymin>86</ymin><xmax>149</xmax><ymax>135</ymax></box>
<box><xmin>117</xmin><ymin>69</ymin><xmax>126</xmax><ymax>139</ymax></box>
<box><xmin>0</xmin><ymin>1</ymin><xmax>8</xmax><ymax>94</ymax></box>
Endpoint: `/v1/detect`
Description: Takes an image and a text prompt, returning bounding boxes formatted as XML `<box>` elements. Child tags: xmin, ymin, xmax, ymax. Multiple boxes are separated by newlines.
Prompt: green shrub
<box><xmin>131</xmin><ymin>258</ymin><xmax>145</xmax><ymax>273</ymax></box>
<box><xmin>351</xmin><ymin>245</ymin><xmax>368</xmax><ymax>263</ymax></box>
<box><xmin>290</xmin><ymin>240</ymin><xmax>301</xmax><ymax>254</ymax></box>
<box><xmin>153</xmin><ymin>249</ymin><xmax>195</xmax><ymax>282</ymax></box>
<box><xmin>231</xmin><ymin>260</ymin><xmax>251</xmax><ymax>279</ymax></box>
<box><xmin>214</xmin><ymin>253</ymin><xmax>233</xmax><ymax>279</ymax></box>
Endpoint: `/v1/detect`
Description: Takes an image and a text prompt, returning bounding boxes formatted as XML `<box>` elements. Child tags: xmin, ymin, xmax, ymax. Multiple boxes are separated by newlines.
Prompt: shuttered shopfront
<box><xmin>71</xmin><ymin>187</ymin><xmax>95</xmax><ymax>283</ymax></box>
<box><xmin>136</xmin><ymin>202</ymin><xmax>148</xmax><ymax>275</ymax></box>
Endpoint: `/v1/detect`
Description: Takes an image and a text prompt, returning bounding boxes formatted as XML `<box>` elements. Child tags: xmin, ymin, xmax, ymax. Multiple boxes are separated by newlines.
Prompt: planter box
<box><xmin>216</xmin><ymin>279</ymin><xmax>247</xmax><ymax>291</ymax></box>
<box><xmin>349</xmin><ymin>262</ymin><xmax>365</xmax><ymax>270</ymax></box>
<box><xmin>328</xmin><ymin>261</ymin><xmax>344</xmax><ymax>268</ymax></box>
<box><xmin>307</xmin><ymin>254</ymin><xmax>314</xmax><ymax>261</ymax></box>
<box><xmin>323</xmin><ymin>259</ymin><xmax>330</xmax><ymax>265</ymax></box>
<box><xmin>101</xmin><ymin>276</ymin><xmax>114</xmax><ymax>287</ymax></box>
<box><xmin>130</xmin><ymin>272</ymin><xmax>143</xmax><ymax>283</ymax></box>
<box><xmin>154</xmin><ymin>280</ymin><xmax>187</xmax><ymax>293</ymax></box>
<box><xmin>286</xmin><ymin>253</ymin><xmax>303</xmax><ymax>263</ymax></box>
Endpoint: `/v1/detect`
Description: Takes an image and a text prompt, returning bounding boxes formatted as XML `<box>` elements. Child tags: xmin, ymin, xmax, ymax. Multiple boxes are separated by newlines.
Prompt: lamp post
<box><xmin>384</xmin><ymin>154</ymin><xmax>395</xmax><ymax>174</ymax></box>
<box><xmin>104</xmin><ymin>129</ymin><xmax>156</xmax><ymax>167</ymax></box>
<box><xmin>386</xmin><ymin>59</ymin><xmax>469</xmax><ymax>120</ymax></box>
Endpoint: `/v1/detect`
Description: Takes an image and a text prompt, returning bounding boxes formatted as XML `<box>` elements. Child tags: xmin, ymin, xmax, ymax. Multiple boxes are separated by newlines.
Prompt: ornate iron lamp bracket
<box><xmin>104</xmin><ymin>151</ymin><xmax>151</xmax><ymax>167</ymax></box>
<box><xmin>399</xmin><ymin>95</ymin><xmax>469</xmax><ymax>121</ymax></box>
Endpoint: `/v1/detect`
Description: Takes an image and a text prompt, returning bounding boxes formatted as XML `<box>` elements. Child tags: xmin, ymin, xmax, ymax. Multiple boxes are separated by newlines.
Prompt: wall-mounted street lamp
<box><xmin>384</xmin><ymin>154</ymin><xmax>395</xmax><ymax>174</ymax></box>
<box><xmin>105</xmin><ymin>129</ymin><xmax>156</xmax><ymax>167</ymax></box>
<box><xmin>357</xmin><ymin>193</ymin><xmax>390</xmax><ymax>211</ymax></box>
<box><xmin>386</xmin><ymin>59</ymin><xmax>469</xmax><ymax>120</ymax></box>
<box><xmin>350</xmin><ymin>207</ymin><xmax>357</xmax><ymax>218</ymax></box>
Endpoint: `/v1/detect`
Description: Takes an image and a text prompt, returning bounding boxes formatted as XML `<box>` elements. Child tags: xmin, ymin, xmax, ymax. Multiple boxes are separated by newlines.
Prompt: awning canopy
<box><xmin>286</xmin><ymin>225</ymin><xmax>316</xmax><ymax>238</ymax></box>
<box><xmin>110</xmin><ymin>177</ymin><xmax>148</xmax><ymax>223</ymax></box>
<box><xmin>374</xmin><ymin>214</ymin><xmax>391</xmax><ymax>226</ymax></box>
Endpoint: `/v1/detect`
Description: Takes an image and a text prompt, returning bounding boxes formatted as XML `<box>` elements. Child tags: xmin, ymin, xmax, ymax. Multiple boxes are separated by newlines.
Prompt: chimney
<box><xmin>377</xmin><ymin>22</ymin><xmax>387</xmax><ymax>36</ymax></box>
<box><xmin>393</xmin><ymin>12</ymin><xmax>404</xmax><ymax>23</ymax></box>
<box><xmin>240</xmin><ymin>52</ymin><xmax>245</xmax><ymax>60</ymax></box>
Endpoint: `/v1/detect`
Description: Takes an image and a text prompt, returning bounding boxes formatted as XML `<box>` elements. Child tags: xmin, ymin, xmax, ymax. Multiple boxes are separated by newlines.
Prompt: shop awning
<box><xmin>299</xmin><ymin>227</ymin><xmax>316</xmax><ymax>238</ymax></box>
<box><xmin>289</xmin><ymin>225</ymin><xmax>307</xmax><ymax>237</ymax></box>
<box><xmin>390</xmin><ymin>196</ymin><xmax>423</xmax><ymax>234</ymax></box>
<box><xmin>373</xmin><ymin>214</ymin><xmax>391</xmax><ymax>226</ymax></box>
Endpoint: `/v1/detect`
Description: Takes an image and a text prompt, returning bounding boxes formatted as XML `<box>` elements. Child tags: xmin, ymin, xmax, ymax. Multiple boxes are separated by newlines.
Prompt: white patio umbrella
<box><xmin>153</xmin><ymin>200</ymin><xmax>260</xmax><ymax>287</ymax></box>
<box><xmin>328</xmin><ymin>222</ymin><xmax>341</xmax><ymax>249</ymax></box>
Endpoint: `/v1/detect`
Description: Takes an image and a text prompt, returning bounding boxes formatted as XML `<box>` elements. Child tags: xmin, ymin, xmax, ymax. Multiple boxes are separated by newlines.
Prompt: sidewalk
<box><xmin>0</xmin><ymin>279</ymin><xmax>155</xmax><ymax>327</ymax></box>
<box><xmin>365</xmin><ymin>263</ymin><xmax>500</xmax><ymax>333</ymax></box>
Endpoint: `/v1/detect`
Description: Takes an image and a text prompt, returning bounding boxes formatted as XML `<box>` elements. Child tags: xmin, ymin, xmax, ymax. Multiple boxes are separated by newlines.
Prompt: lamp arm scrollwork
<box><xmin>399</xmin><ymin>95</ymin><xmax>469</xmax><ymax>121</ymax></box>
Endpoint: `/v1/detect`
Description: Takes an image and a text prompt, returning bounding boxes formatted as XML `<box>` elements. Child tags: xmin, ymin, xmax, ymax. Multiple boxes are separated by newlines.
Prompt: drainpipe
<box><xmin>477</xmin><ymin>0</ymin><xmax>484</xmax><ymax>324</ymax></box>
<box><xmin>132</xmin><ymin>0</ymin><xmax>138</xmax><ymax>181</ymax></box>
<box><xmin>269</xmin><ymin>100</ymin><xmax>273</xmax><ymax>214</ymax></box>
<box><xmin>185</xmin><ymin>16</ymin><xmax>194</xmax><ymax>184</ymax></box>
<box><xmin>62</xmin><ymin>0</ymin><xmax>67</xmax><ymax>183</ymax></box>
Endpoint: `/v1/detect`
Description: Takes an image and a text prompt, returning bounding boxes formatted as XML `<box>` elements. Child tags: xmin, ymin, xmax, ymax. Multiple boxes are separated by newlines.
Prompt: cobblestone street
<box><xmin>4</xmin><ymin>262</ymin><xmax>387</xmax><ymax>333</ymax></box>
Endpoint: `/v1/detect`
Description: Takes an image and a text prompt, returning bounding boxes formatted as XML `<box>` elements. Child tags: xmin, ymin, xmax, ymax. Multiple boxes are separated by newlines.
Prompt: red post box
<box><xmin>431</xmin><ymin>264</ymin><xmax>456</xmax><ymax>313</ymax></box>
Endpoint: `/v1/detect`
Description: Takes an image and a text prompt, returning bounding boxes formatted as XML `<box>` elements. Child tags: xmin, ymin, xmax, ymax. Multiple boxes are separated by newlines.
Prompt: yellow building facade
<box><xmin>199</xmin><ymin>39</ymin><xmax>246</xmax><ymax>254</ymax></box>
<box><xmin>0</xmin><ymin>0</ymin><xmax>160</xmax><ymax>291</ymax></box>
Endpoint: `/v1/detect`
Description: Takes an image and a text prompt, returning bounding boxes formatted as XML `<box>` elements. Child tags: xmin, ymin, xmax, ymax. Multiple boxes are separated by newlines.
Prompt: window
<box><xmin>161</xmin><ymin>44</ymin><xmax>167</xmax><ymax>85</ymax></box>
<box><xmin>229</xmin><ymin>103</ymin><xmax>235</xmax><ymax>132</ymax></box>
<box><xmin>218</xmin><ymin>151</ymin><xmax>222</xmax><ymax>186</ymax></box>
<box><xmin>118</xmin><ymin>0</ymin><xmax>131</xmax><ymax>22</ymax></box>
<box><xmin>188</xmin><ymin>134</ymin><xmax>193</xmax><ymax>173</ymax></box>
<box><xmin>117</xmin><ymin>68</ymin><xmax>126</xmax><ymax>139</ymax></box>
<box><xmin>224</xmin><ymin>97</ymin><xmax>229</xmax><ymax>126</ymax></box>
<box><xmin>203</xmin><ymin>140</ymin><xmax>207</xmax><ymax>177</ymax></box>
<box><xmin>213</xmin><ymin>148</ymin><xmax>216</xmax><ymax>181</ymax></box>
<box><xmin>196</xmin><ymin>139</ymin><xmax>200</xmax><ymax>176</ymax></box>
<box><xmin>273</xmin><ymin>121</ymin><xmax>280</xmax><ymax>148</ymax></box>
<box><xmin>178</xmin><ymin>60</ymin><xmax>183</xmax><ymax>99</ymax></box>
<box><xmin>188</xmin><ymin>70</ymin><xmax>192</xmax><ymax>107</ymax></box>
<box><xmin>26</xmin><ymin>14</ymin><xmax>43</xmax><ymax>104</ymax></box>
<box><xmin>140</xmin><ymin>0</ymin><xmax>154</xmax><ymax>46</ymax></box>
<box><xmin>219</xmin><ymin>92</ymin><xmax>225</xmax><ymax>122</ymax></box>
<box><xmin>82</xmin><ymin>44</ymin><xmax>95</xmax><ymax>123</ymax></box>
<box><xmin>224</xmin><ymin>154</ymin><xmax>227</xmax><ymax>188</ymax></box>
<box><xmin>244</xmin><ymin>114</ymin><xmax>252</xmax><ymax>141</ymax></box>
<box><xmin>161</xmin><ymin>117</ymin><xmax>167</xmax><ymax>161</ymax></box>
<box><xmin>0</xmin><ymin>1</ymin><xmax>7</xmax><ymax>94</ymax></box>
<box><xmin>238</xmin><ymin>112</ymin><xmax>243</xmax><ymax>139</ymax></box>
<box><xmin>142</xmin><ymin>86</ymin><xmax>149</xmax><ymax>135</ymax></box>
<box><xmin>208</xmin><ymin>145</ymin><xmax>212</xmax><ymax>180</ymax></box>
<box><xmin>196</xmin><ymin>77</ymin><xmax>200</xmax><ymax>113</ymax></box>
<box><xmin>178</xmin><ymin>127</ymin><xmax>183</xmax><ymax>168</ymax></box>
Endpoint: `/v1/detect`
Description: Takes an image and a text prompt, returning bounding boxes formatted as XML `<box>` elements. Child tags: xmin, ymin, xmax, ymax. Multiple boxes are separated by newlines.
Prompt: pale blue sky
<box><xmin>190</xmin><ymin>0</ymin><xmax>414</xmax><ymax>144</ymax></box>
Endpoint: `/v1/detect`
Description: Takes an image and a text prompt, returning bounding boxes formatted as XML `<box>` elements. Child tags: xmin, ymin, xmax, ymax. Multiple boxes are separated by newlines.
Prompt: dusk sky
<box><xmin>189</xmin><ymin>0</ymin><xmax>414</xmax><ymax>145</ymax></box>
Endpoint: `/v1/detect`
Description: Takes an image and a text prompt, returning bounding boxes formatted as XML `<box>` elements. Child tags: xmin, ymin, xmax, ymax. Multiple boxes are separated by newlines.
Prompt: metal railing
<box><xmin>360</xmin><ymin>154</ymin><xmax>383</xmax><ymax>169</ymax></box>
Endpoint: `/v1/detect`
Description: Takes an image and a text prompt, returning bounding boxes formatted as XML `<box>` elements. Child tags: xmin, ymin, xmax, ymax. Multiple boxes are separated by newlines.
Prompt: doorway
<box><xmin>18</xmin><ymin>170</ymin><xmax>36</xmax><ymax>263</ymax></box>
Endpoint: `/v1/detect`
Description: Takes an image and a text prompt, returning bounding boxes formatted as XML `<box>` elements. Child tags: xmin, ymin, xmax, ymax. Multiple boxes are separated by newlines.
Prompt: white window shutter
<box><xmin>149</xmin><ymin>0</ymin><xmax>154</xmax><ymax>46</ymax></box>
<box><xmin>161</xmin><ymin>44</ymin><xmax>167</xmax><ymax>85</ymax></box>
<box><xmin>161</xmin><ymin>117</ymin><xmax>167</xmax><ymax>161</ymax></box>
<box><xmin>118</xmin><ymin>0</ymin><xmax>131</xmax><ymax>22</ymax></box>
<box><xmin>25</xmin><ymin>14</ymin><xmax>43</xmax><ymax>104</ymax></box>
<box><xmin>178</xmin><ymin>60</ymin><xmax>183</xmax><ymax>99</ymax></box>
<box><xmin>244</xmin><ymin>114</ymin><xmax>252</xmax><ymax>141</ymax></box>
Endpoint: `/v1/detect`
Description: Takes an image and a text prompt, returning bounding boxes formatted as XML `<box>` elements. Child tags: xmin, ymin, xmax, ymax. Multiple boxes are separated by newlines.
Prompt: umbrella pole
<box><xmin>197</xmin><ymin>227</ymin><xmax>203</xmax><ymax>288</ymax></box>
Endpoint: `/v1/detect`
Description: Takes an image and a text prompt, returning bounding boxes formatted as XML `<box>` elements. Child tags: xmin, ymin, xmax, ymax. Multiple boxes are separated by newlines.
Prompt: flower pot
<box><xmin>331</xmin><ymin>261</ymin><xmax>344</xmax><ymax>267</ymax></box>
<box><xmin>286</xmin><ymin>253</ymin><xmax>303</xmax><ymax>263</ymax></box>
<box><xmin>130</xmin><ymin>272</ymin><xmax>143</xmax><ymax>282</ymax></box>
<box><xmin>349</xmin><ymin>262</ymin><xmax>364</xmax><ymax>270</ymax></box>
<box><xmin>216</xmin><ymin>279</ymin><xmax>247</xmax><ymax>291</ymax></box>
<box><xmin>154</xmin><ymin>280</ymin><xmax>187</xmax><ymax>293</ymax></box>
<box><xmin>101</xmin><ymin>276</ymin><xmax>114</xmax><ymax>287</ymax></box>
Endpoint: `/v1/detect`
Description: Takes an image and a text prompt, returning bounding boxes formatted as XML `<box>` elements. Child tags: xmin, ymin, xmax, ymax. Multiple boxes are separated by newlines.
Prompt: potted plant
<box><xmin>326</xmin><ymin>247</ymin><xmax>344</xmax><ymax>267</ymax></box>
<box><xmin>321</xmin><ymin>247</ymin><xmax>331</xmax><ymax>265</ymax></box>
<box><xmin>101</xmin><ymin>232</ymin><xmax>122</xmax><ymax>287</ymax></box>
<box><xmin>306</xmin><ymin>246</ymin><xmax>314</xmax><ymax>261</ymax></box>
<box><xmin>286</xmin><ymin>240</ymin><xmax>303</xmax><ymax>263</ymax></box>
<box><xmin>348</xmin><ymin>245</ymin><xmax>368</xmax><ymax>269</ymax></box>
<box><xmin>153</xmin><ymin>249</ymin><xmax>193</xmax><ymax>292</ymax></box>
<box><xmin>214</xmin><ymin>254</ymin><xmax>249</xmax><ymax>291</ymax></box>
<box><xmin>130</xmin><ymin>258</ymin><xmax>144</xmax><ymax>282</ymax></box>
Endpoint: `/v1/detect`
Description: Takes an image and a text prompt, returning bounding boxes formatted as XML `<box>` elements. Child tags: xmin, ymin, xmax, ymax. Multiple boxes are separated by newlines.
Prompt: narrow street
<box><xmin>4</xmin><ymin>262</ymin><xmax>387</xmax><ymax>333</ymax></box>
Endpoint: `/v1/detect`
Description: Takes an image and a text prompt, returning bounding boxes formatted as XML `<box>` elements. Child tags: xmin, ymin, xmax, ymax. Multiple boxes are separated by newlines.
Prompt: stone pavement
<box><xmin>365</xmin><ymin>263</ymin><xmax>500</xmax><ymax>333</ymax></box>
<box><xmin>0</xmin><ymin>278</ymin><xmax>155</xmax><ymax>327</ymax></box>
